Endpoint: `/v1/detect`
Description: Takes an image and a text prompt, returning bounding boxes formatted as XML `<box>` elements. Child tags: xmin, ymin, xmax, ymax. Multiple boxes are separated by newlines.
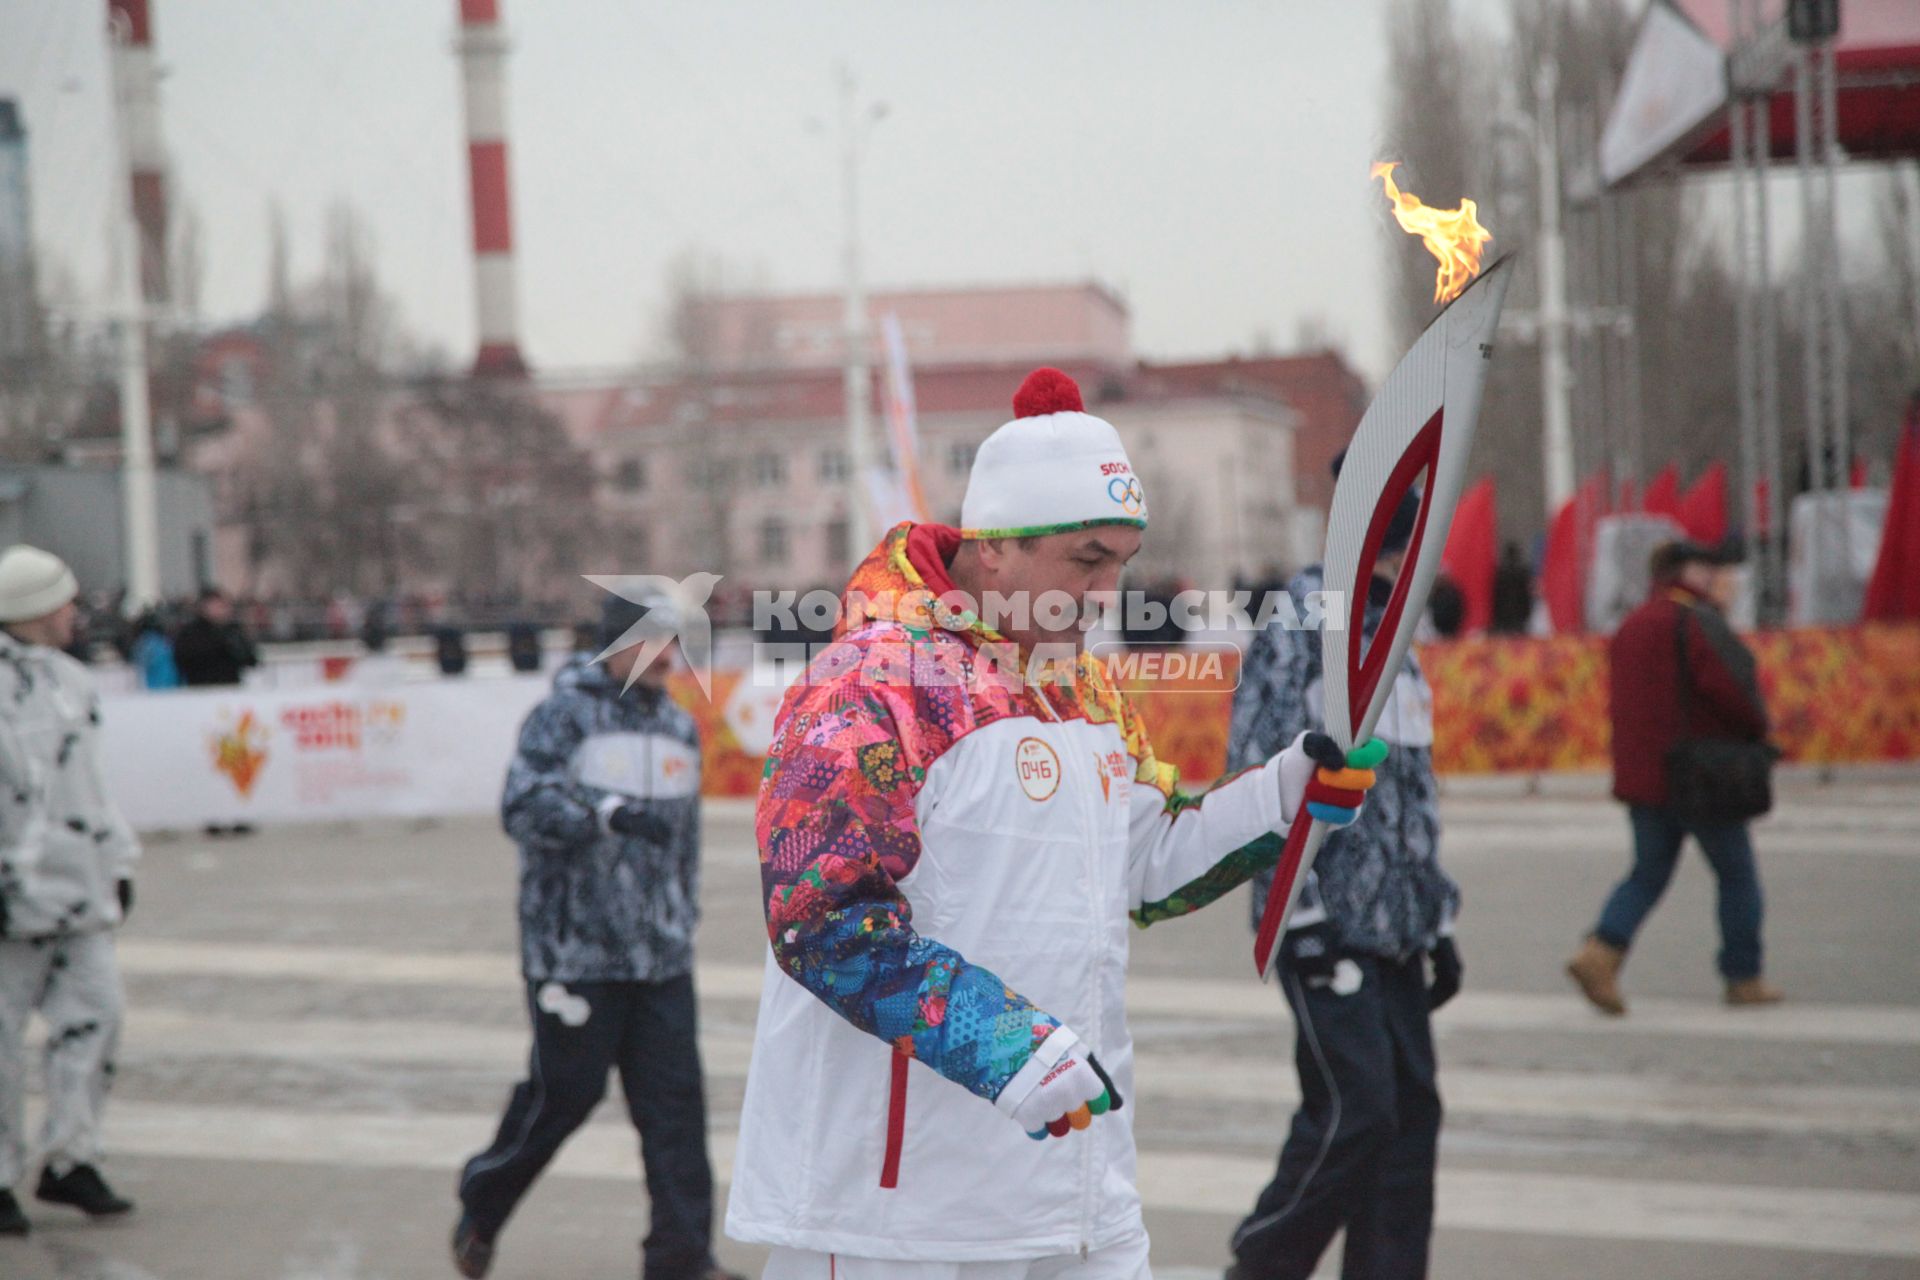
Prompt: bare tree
<box><xmin>0</xmin><ymin>249</ymin><xmax>98</xmax><ymax>462</ymax></box>
<box><xmin>1376</xmin><ymin>0</ymin><xmax>1755</xmax><ymax>542</ymax></box>
<box><xmin>656</xmin><ymin>248</ymin><xmax>745</xmax><ymax>574</ymax></box>
<box><xmin>403</xmin><ymin>376</ymin><xmax>601</xmax><ymax>599</ymax></box>
<box><xmin>1378</xmin><ymin>0</ymin><xmax>1495</xmax><ymax>351</ymax></box>
<box><xmin>222</xmin><ymin>203</ymin><xmax>412</xmax><ymax>596</ymax></box>
<box><xmin>1857</xmin><ymin>167</ymin><xmax>1920</xmax><ymax>467</ymax></box>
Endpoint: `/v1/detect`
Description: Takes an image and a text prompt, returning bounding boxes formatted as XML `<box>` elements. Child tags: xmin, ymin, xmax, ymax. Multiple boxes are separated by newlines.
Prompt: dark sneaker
<box><xmin>0</xmin><ymin>1189</ymin><xmax>28</xmax><ymax>1236</ymax></box>
<box><xmin>34</xmin><ymin>1164</ymin><xmax>133</xmax><ymax>1217</ymax></box>
<box><xmin>451</xmin><ymin>1213</ymin><xmax>495</xmax><ymax>1279</ymax></box>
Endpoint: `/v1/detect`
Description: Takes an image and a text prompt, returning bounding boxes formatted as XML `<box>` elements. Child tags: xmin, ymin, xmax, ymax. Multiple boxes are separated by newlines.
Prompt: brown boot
<box><xmin>1565</xmin><ymin>936</ymin><xmax>1628</xmax><ymax>1016</ymax></box>
<box><xmin>1725</xmin><ymin>977</ymin><xmax>1784</xmax><ymax>1006</ymax></box>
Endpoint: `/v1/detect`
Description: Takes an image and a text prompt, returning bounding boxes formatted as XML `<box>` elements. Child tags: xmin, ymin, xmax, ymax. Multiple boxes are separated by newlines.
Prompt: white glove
<box><xmin>993</xmin><ymin>1028</ymin><xmax>1122</xmax><ymax>1140</ymax></box>
<box><xmin>1276</xmin><ymin>731</ymin><xmax>1323</xmax><ymax>824</ymax></box>
<box><xmin>1276</xmin><ymin>730</ymin><xmax>1381</xmax><ymax>827</ymax></box>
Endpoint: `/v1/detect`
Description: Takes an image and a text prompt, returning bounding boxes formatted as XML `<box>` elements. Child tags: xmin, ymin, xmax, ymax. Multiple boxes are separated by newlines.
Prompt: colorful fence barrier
<box><xmin>104</xmin><ymin>626</ymin><xmax>1918</xmax><ymax>828</ymax></box>
<box><xmin>669</xmin><ymin>624</ymin><xmax>1920</xmax><ymax>796</ymax></box>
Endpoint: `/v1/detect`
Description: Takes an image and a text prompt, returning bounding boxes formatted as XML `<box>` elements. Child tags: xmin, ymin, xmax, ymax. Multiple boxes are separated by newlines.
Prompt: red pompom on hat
<box><xmin>1011</xmin><ymin>367</ymin><xmax>1085</xmax><ymax>418</ymax></box>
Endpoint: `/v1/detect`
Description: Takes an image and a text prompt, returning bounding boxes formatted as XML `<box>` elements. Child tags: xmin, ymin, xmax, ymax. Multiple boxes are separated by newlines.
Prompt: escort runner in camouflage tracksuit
<box><xmin>0</xmin><ymin>547</ymin><xmax>140</xmax><ymax>1235</ymax></box>
<box><xmin>455</xmin><ymin>593</ymin><xmax>740</xmax><ymax>1280</ymax></box>
<box><xmin>1225</xmin><ymin>562</ymin><xmax>1462</xmax><ymax>1280</ymax></box>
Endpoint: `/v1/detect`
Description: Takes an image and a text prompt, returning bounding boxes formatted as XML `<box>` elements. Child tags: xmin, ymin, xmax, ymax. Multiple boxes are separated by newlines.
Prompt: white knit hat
<box><xmin>0</xmin><ymin>545</ymin><xmax>80</xmax><ymax>623</ymax></box>
<box><xmin>960</xmin><ymin>368</ymin><xmax>1148</xmax><ymax>538</ymax></box>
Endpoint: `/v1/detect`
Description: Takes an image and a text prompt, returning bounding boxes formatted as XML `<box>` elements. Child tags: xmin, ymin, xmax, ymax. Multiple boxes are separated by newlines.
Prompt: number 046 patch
<box><xmin>1015</xmin><ymin>737</ymin><xmax>1061</xmax><ymax>802</ymax></box>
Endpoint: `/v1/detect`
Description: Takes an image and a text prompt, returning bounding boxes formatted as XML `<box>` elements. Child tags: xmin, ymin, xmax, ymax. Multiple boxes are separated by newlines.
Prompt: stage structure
<box><xmin>1599</xmin><ymin>0</ymin><xmax>1920</xmax><ymax>623</ymax></box>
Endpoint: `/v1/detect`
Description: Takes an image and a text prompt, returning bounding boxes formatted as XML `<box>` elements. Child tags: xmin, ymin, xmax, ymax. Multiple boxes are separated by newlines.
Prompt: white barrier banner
<box><xmin>100</xmin><ymin>677</ymin><xmax>550</xmax><ymax>830</ymax></box>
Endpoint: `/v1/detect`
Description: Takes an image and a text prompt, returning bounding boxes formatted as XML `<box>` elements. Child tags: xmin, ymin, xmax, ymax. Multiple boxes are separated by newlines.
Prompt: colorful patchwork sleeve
<box><xmin>757</xmin><ymin>629</ymin><xmax>1060</xmax><ymax>1102</ymax></box>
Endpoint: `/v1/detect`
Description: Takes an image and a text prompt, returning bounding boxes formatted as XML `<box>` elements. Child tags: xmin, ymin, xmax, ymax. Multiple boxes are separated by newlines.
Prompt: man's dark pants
<box><xmin>459</xmin><ymin>973</ymin><xmax>716</xmax><ymax>1280</ymax></box>
<box><xmin>1595</xmin><ymin>804</ymin><xmax>1764</xmax><ymax>980</ymax></box>
<box><xmin>1230</xmin><ymin>953</ymin><xmax>1440</xmax><ymax>1280</ymax></box>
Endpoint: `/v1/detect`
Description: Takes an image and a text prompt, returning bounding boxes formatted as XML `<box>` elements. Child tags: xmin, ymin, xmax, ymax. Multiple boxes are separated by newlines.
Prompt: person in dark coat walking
<box><xmin>171</xmin><ymin>588</ymin><xmax>258</xmax><ymax>687</ymax></box>
<box><xmin>1490</xmin><ymin>541</ymin><xmax>1534</xmax><ymax>634</ymax></box>
<box><xmin>1566</xmin><ymin>541</ymin><xmax>1782</xmax><ymax>1014</ymax></box>
<box><xmin>453</xmin><ymin>588</ymin><xmax>742</xmax><ymax>1280</ymax></box>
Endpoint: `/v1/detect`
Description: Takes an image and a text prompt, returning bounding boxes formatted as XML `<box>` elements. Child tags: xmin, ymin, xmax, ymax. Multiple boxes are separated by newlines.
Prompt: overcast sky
<box><xmin>0</xmin><ymin>1</ymin><xmax>1536</xmax><ymax>381</ymax></box>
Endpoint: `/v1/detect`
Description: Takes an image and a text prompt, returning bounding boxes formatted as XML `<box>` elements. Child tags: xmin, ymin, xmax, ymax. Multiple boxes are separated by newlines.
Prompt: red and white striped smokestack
<box><xmin>107</xmin><ymin>0</ymin><xmax>167</xmax><ymax>307</ymax></box>
<box><xmin>456</xmin><ymin>0</ymin><xmax>526</xmax><ymax>378</ymax></box>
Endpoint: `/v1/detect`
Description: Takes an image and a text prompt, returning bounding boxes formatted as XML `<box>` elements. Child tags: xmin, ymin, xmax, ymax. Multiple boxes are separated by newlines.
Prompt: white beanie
<box><xmin>960</xmin><ymin>368</ymin><xmax>1148</xmax><ymax>538</ymax></box>
<box><xmin>0</xmin><ymin>545</ymin><xmax>80</xmax><ymax>623</ymax></box>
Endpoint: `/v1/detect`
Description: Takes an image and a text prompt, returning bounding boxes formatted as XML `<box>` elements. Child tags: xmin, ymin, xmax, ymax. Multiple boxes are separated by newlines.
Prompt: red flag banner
<box><xmin>1542</xmin><ymin>472</ymin><xmax>1609</xmax><ymax>634</ymax></box>
<box><xmin>1441</xmin><ymin>476</ymin><xmax>1498</xmax><ymax>634</ymax></box>
<box><xmin>1677</xmin><ymin>461</ymin><xmax>1728</xmax><ymax>543</ymax></box>
<box><xmin>1644</xmin><ymin>463</ymin><xmax>1681</xmax><ymax>518</ymax></box>
<box><xmin>1864</xmin><ymin>404</ymin><xmax>1920</xmax><ymax>621</ymax></box>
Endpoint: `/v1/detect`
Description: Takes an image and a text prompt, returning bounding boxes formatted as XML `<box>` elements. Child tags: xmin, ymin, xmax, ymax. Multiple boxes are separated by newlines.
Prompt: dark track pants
<box><xmin>1229</xmin><ymin>952</ymin><xmax>1441</xmax><ymax>1280</ymax></box>
<box><xmin>459</xmin><ymin>974</ymin><xmax>717</xmax><ymax>1280</ymax></box>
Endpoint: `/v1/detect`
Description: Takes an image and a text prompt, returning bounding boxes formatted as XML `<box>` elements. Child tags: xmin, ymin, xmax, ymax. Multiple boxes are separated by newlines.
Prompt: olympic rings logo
<box><xmin>1107</xmin><ymin>476</ymin><xmax>1145</xmax><ymax>515</ymax></box>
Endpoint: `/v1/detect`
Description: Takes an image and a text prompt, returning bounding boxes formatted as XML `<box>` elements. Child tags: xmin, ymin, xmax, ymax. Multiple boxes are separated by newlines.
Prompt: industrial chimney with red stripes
<box><xmin>456</xmin><ymin>0</ymin><xmax>526</xmax><ymax>378</ymax></box>
<box><xmin>107</xmin><ymin>0</ymin><xmax>167</xmax><ymax>310</ymax></box>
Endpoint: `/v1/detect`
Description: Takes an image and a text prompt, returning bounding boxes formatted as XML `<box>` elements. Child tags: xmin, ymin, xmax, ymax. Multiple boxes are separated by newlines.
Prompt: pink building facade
<box><xmin>164</xmin><ymin>282</ymin><xmax>1356</xmax><ymax>604</ymax></box>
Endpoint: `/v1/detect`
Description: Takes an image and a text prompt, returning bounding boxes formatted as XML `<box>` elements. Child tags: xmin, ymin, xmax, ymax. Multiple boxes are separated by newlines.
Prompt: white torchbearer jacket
<box><xmin>728</xmin><ymin>525</ymin><xmax>1298</xmax><ymax>1262</ymax></box>
<box><xmin>0</xmin><ymin>631</ymin><xmax>139</xmax><ymax>940</ymax></box>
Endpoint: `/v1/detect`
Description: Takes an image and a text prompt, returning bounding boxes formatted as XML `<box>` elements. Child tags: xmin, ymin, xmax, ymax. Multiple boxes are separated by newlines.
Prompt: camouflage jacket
<box><xmin>0</xmin><ymin>631</ymin><xmax>139</xmax><ymax>939</ymax></box>
<box><xmin>1229</xmin><ymin>567</ymin><xmax>1458</xmax><ymax>959</ymax></box>
<box><xmin>502</xmin><ymin>654</ymin><xmax>703</xmax><ymax>982</ymax></box>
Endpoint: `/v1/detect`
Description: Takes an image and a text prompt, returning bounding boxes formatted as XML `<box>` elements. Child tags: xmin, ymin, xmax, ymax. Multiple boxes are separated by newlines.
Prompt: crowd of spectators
<box><xmin>65</xmin><ymin>588</ymin><xmax>586</xmax><ymax>670</ymax></box>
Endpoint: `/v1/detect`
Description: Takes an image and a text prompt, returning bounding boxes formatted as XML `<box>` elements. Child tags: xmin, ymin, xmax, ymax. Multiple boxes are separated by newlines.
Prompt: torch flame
<box><xmin>1372</xmin><ymin>161</ymin><xmax>1492</xmax><ymax>305</ymax></box>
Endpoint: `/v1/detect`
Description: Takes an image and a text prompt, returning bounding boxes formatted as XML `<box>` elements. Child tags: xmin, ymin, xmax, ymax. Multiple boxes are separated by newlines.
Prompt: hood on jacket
<box><xmin>552</xmin><ymin>651</ymin><xmax>667</xmax><ymax>708</ymax></box>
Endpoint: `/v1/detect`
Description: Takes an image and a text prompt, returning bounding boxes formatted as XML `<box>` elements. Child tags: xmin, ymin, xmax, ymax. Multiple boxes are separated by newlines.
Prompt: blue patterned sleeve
<box><xmin>757</xmin><ymin>638</ymin><xmax>1060</xmax><ymax>1102</ymax></box>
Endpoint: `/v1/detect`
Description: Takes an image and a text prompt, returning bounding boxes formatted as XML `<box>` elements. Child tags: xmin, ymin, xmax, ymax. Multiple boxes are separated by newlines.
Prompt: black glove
<box><xmin>1428</xmin><ymin>936</ymin><xmax>1463</xmax><ymax>1011</ymax></box>
<box><xmin>1281</xmin><ymin>919</ymin><xmax>1340</xmax><ymax>985</ymax></box>
<box><xmin>1300</xmin><ymin>731</ymin><xmax>1348</xmax><ymax>772</ymax></box>
<box><xmin>117</xmin><ymin>878</ymin><xmax>134</xmax><ymax>920</ymax></box>
<box><xmin>605</xmin><ymin>804</ymin><xmax>671</xmax><ymax>844</ymax></box>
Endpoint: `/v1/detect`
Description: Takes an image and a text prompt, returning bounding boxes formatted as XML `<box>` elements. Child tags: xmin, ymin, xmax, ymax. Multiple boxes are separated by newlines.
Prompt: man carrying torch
<box><xmin>728</xmin><ymin>368</ymin><xmax>1383</xmax><ymax>1279</ymax></box>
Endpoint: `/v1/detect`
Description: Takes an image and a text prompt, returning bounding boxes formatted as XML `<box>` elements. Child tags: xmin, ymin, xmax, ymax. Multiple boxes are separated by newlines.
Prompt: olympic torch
<box><xmin>1253</xmin><ymin>167</ymin><xmax>1514</xmax><ymax>979</ymax></box>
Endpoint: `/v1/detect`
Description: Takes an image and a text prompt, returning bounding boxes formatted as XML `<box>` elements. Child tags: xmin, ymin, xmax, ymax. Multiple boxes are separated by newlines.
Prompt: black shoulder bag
<box><xmin>1664</xmin><ymin>606</ymin><xmax>1778</xmax><ymax>824</ymax></box>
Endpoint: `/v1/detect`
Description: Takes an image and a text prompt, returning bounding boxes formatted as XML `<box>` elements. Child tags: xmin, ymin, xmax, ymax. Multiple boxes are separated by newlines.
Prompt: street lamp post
<box><xmin>107</xmin><ymin>6</ymin><xmax>162</xmax><ymax>609</ymax></box>
<box><xmin>838</xmin><ymin>65</ymin><xmax>886</xmax><ymax>566</ymax></box>
<box><xmin>1534</xmin><ymin>58</ymin><xmax>1576</xmax><ymax>519</ymax></box>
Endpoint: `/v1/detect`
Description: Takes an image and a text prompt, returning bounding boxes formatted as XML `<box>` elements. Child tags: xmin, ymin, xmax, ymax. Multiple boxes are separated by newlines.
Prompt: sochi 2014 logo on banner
<box><xmin>279</xmin><ymin>699</ymin><xmax>406</xmax><ymax>750</ymax></box>
<box><xmin>1015</xmin><ymin>736</ymin><xmax>1061</xmax><ymax>801</ymax></box>
<box><xmin>209</xmin><ymin>709</ymin><xmax>270</xmax><ymax>799</ymax></box>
